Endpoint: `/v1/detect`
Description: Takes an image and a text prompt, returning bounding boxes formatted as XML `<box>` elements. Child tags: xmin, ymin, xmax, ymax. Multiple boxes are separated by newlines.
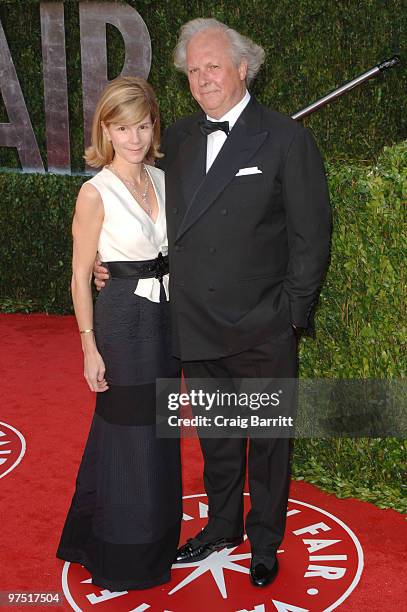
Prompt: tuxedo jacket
<box><xmin>159</xmin><ymin>97</ymin><xmax>331</xmax><ymax>361</ymax></box>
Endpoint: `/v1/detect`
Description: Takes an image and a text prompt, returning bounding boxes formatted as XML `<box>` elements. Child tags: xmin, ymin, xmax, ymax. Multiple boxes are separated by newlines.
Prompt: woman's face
<box><xmin>103</xmin><ymin>114</ymin><xmax>154</xmax><ymax>165</ymax></box>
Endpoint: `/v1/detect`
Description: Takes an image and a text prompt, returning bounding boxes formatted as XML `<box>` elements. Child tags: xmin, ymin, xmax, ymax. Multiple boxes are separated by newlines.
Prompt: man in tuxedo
<box><xmin>162</xmin><ymin>18</ymin><xmax>331</xmax><ymax>586</ymax></box>
<box><xmin>95</xmin><ymin>18</ymin><xmax>331</xmax><ymax>586</ymax></box>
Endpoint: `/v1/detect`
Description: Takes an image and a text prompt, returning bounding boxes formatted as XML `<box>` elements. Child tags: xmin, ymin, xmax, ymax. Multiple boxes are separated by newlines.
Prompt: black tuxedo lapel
<box><xmin>175</xmin><ymin>98</ymin><xmax>268</xmax><ymax>242</ymax></box>
<box><xmin>174</xmin><ymin>119</ymin><xmax>207</xmax><ymax>212</ymax></box>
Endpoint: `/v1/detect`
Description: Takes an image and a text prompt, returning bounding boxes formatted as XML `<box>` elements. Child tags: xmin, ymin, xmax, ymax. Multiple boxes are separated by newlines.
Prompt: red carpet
<box><xmin>0</xmin><ymin>314</ymin><xmax>405</xmax><ymax>611</ymax></box>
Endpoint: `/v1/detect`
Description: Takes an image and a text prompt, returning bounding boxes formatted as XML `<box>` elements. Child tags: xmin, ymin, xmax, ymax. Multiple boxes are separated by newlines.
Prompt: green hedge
<box><xmin>292</xmin><ymin>140</ymin><xmax>406</xmax><ymax>513</ymax></box>
<box><xmin>292</xmin><ymin>437</ymin><xmax>406</xmax><ymax>513</ymax></box>
<box><xmin>0</xmin><ymin>172</ymin><xmax>83</xmax><ymax>312</ymax></box>
<box><xmin>0</xmin><ymin>142</ymin><xmax>405</xmax><ymax>511</ymax></box>
<box><xmin>299</xmin><ymin>141</ymin><xmax>406</xmax><ymax>380</ymax></box>
<box><xmin>0</xmin><ymin>0</ymin><xmax>405</xmax><ymax>171</ymax></box>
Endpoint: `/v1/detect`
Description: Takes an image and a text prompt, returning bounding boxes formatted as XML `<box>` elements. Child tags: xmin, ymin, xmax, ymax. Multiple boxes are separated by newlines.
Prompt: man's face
<box><xmin>186</xmin><ymin>29</ymin><xmax>247</xmax><ymax>119</ymax></box>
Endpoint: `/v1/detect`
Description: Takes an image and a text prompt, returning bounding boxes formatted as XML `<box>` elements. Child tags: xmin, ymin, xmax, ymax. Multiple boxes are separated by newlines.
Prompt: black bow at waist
<box><xmin>105</xmin><ymin>254</ymin><xmax>169</xmax><ymax>284</ymax></box>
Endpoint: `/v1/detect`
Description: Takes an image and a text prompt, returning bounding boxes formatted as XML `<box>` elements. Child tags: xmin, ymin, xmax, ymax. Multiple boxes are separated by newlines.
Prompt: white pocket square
<box><xmin>235</xmin><ymin>166</ymin><xmax>263</xmax><ymax>176</ymax></box>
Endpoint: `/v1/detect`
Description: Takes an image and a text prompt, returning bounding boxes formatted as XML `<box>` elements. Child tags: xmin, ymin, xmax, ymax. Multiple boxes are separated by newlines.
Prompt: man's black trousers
<box><xmin>182</xmin><ymin>330</ymin><xmax>298</xmax><ymax>564</ymax></box>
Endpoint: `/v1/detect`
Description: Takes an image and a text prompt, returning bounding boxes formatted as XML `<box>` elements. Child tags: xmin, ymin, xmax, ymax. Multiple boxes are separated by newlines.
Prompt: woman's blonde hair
<box><xmin>85</xmin><ymin>76</ymin><xmax>162</xmax><ymax>168</ymax></box>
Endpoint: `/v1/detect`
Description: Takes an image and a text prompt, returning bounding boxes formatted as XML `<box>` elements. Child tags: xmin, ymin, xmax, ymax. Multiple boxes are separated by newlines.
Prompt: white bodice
<box><xmin>86</xmin><ymin>165</ymin><xmax>168</xmax><ymax>302</ymax></box>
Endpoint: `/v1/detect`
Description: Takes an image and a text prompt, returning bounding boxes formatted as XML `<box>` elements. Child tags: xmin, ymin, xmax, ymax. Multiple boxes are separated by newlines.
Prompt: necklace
<box><xmin>108</xmin><ymin>163</ymin><xmax>152</xmax><ymax>216</ymax></box>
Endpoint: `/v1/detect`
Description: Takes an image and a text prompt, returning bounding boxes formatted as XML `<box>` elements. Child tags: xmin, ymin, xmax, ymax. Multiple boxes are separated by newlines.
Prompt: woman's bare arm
<box><xmin>71</xmin><ymin>183</ymin><xmax>108</xmax><ymax>392</ymax></box>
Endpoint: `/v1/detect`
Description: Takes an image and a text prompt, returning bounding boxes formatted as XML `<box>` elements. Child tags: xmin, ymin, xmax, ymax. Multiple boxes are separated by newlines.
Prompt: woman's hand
<box><xmin>83</xmin><ymin>349</ymin><xmax>109</xmax><ymax>392</ymax></box>
<box><xmin>94</xmin><ymin>256</ymin><xmax>110</xmax><ymax>290</ymax></box>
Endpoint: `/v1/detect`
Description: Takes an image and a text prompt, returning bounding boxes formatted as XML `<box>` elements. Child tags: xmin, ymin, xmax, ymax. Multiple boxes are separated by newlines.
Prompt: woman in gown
<box><xmin>56</xmin><ymin>77</ymin><xmax>182</xmax><ymax>590</ymax></box>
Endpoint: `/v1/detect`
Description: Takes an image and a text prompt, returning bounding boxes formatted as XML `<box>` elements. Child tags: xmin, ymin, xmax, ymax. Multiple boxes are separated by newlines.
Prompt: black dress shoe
<box><xmin>175</xmin><ymin>535</ymin><xmax>243</xmax><ymax>563</ymax></box>
<box><xmin>250</xmin><ymin>558</ymin><xmax>279</xmax><ymax>587</ymax></box>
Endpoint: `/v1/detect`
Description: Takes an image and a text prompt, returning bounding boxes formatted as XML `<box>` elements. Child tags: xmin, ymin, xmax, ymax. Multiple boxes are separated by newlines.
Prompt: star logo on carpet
<box><xmin>170</xmin><ymin>536</ymin><xmax>255</xmax><ymax>598</ymax></box>
<box><xmin>62</xmin><ymin>493</ymin><xmax>364</xmax><ymax>611</ymax></box>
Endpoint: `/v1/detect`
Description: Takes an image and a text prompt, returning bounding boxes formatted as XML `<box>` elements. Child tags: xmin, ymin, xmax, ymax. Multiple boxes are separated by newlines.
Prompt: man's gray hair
<box><xmin>173</xmin><ymin>18</ymin><xmax>265</xmax><ymax>86</ymax></box>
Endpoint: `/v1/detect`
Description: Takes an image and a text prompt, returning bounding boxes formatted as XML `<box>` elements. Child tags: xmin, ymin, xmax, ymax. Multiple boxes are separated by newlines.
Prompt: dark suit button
<box><xmin>173</xmin><ymin>207</ymin><xmax>179</xmax><ymax>214</ymax></box>
<box><xmin>208</xmin><ymin>285</ymin><xmax>215</xmax><ymax>292</ymax></box>
<box><xmin>209</xmin><ymin>247</ymin><xmax>216</xmax><ymax>254</ymax></box>
<box><xmin>221</xmin><ymin>208</ymin><xmax>228</xmax><ymax>215</ymax></box>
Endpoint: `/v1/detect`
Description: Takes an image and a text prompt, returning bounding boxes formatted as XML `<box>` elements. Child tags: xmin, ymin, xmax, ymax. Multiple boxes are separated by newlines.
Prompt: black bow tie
<box><xmin>199</xmin><ymin>118</ymin><xmax>230</xmax><ymax>136</ymax></box>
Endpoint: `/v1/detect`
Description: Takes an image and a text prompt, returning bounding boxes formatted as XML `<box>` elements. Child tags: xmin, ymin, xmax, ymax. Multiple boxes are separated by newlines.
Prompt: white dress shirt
<box><xmin>206</xmin><ymin>90</ymin><xmax>251</xmax><ymax>172</ymax></box>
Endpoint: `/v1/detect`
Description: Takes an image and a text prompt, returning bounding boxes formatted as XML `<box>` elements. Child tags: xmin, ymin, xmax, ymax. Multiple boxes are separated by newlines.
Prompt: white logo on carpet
<box><xmin>62</xmin><ymin>493</ymin><xmax>364</xmax><ymax>611</ymax></box>
<box><xmin>0</xmin><ymin>421</ymin><xmax>26</xmax><ymax>479</ymax></box>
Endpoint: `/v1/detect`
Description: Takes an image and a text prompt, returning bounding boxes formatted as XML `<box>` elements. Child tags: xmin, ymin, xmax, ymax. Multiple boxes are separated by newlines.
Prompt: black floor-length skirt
<box><xmin>57</xmin><ymin>277</ymin><xmax>182</xmax><ymax>591</ymax></box>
